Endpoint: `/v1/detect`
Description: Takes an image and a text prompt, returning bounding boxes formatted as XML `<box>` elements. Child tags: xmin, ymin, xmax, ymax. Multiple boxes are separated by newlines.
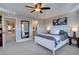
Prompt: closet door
<box><xmin>0</xmin><ymin>16</ymin><xmax>2</xmax><ymax>46</ymax></box>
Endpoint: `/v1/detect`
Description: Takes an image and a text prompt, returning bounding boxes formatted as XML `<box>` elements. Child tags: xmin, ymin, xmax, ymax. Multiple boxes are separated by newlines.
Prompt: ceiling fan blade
<box><xmin>25</xmin><ymin>5</ymin><xmax>34</xmax><ymax>8</ymax></box>
<box><xmin>31</xmin><ymin>10</ymin><xmax>35</xmax><ymax>13</ymax></box>
<box><xmin>41</xmin><ymin>7</ymin><xmax>50</xmax><ymax>10</ymax></box>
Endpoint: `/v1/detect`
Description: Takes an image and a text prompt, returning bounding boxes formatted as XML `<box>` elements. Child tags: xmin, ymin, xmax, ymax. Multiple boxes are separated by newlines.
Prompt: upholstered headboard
<box><xmin>51</xmin><ymin>25</ymin><xmax>69</xmax><ymax>34</ymax></box>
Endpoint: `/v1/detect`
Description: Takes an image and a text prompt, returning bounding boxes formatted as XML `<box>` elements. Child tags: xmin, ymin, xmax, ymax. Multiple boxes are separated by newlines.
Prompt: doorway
<box><xmin>5</xmin><ymin>17</ymin><xmax>16</xmax><ymax>45</ymax></box>
<box><xmin>32</xmin><ymin>20</ymin><xmax>38</xmax><ymax>39</ymax></box>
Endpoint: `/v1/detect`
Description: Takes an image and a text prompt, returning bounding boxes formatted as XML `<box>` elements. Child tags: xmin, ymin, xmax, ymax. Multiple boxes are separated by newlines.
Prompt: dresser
<box><xmin>0</xmin><ymin>16</ymin><xmax>2</xmax><ymax>46</ymax></box>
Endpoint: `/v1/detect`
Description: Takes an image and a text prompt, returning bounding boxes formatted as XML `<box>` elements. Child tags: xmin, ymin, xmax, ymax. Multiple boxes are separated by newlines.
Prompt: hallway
<box><xmin>6</xmin><ymin>32</ymin><xmax>16</xmax><ymax>44</ymax></box>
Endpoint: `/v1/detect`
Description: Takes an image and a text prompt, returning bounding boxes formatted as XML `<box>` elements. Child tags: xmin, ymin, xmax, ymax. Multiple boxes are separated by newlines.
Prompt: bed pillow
<box><xmin>51</xmin><ymin>29</ymin><xmax>60</xmax><ymax>34</ymax></box>
<box><xmin>59</xmin><ymin>30</ymin><xmax>65</xmax><ymax>34</ymax></box>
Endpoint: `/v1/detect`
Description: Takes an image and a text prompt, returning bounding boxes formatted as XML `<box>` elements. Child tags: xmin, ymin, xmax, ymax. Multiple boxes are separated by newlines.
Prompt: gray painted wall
<box><xmin>16</xmin><ymin>17</ymin><xmax>32</xmax><ymax>42</ymax></box>
<box><xmin>37</xmin><ymin>10</ymin><xmax>79</xmax><ymax>37</ymax></box>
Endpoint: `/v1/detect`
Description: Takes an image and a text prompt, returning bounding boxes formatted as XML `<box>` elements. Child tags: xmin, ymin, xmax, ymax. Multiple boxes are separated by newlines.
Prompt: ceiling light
<box><xmin>35</xmin><ymin>8</ymin><xmax>41</xmax><ymax>12</ymax></box>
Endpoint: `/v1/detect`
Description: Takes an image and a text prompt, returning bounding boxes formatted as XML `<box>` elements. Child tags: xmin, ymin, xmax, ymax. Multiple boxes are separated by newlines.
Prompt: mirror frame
<box><xmin>21</xmin><ymin>20</ymin><xmax>29</xmax><ymax>38</ymax></box>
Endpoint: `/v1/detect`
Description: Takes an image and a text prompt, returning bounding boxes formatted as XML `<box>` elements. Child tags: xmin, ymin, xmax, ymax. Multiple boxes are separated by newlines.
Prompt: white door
<box><xmin>2</xmin><ymin>15</ymin><xmax>7</xmax><ymax>48</ymax></box>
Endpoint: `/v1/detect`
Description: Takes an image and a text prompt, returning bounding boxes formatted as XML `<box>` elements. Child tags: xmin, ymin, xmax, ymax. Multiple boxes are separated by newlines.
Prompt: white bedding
<box><xmin>35</xmin><ymin>33</ymin><xmax>68</xmax><ymax>54</ymax></box>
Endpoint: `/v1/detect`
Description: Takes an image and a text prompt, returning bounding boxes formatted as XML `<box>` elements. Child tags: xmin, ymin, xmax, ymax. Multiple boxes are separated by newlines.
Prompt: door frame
<box><xmin>2</xmin><ymin>15</ymin><xmax>17</xmax><ymax>48</ymax></box>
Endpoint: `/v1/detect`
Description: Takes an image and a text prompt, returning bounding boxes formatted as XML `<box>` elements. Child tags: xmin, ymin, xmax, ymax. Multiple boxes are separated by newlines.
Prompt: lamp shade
<box><xmin>47</xmin><ymin>26</ymin><xmax>51</xmax><ymax>31</ymax></box>
<box><xmin>47</xmin><ymin>26</ymin><xmax>51</xmax><ymax>33</ymax></box>
<box><xmin>47</xmin><ymin>27</ymin><xmax>50</xmax><ymax>31</ymax></box>
<box><xmin>35</xmin><ymin>8</ymin><xmax>41</xmax><ymax>12</ymax></box>
<box><xmin>71</xmin><ymin>27</ymin><xmax>78</xmax><ymax>32</ymax></box>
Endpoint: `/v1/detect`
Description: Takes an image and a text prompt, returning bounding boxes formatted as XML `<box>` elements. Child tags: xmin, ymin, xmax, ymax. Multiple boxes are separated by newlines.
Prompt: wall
<box><xmin>37</xmin><ymin>19</ymin><xmax>48</xmax><ymax>33</ymax></box>
<box><xmin>43</xmin><ymin>10</ymin><xmax>79</xmax><ymax>37</ymax></box>
<box><xmin>2</xmin><ymin>12</ymin><xmax>33</xmax><ymax>43</ymax></box>
<box><xmin>53</xmin><ymin>11</ymin><xmax>79</xmax><ymax>37</ymax></box>
<box><xmin>16</xmin><ymin>17</ymin><xmax>32</xmax><ymax>42</ymax></box>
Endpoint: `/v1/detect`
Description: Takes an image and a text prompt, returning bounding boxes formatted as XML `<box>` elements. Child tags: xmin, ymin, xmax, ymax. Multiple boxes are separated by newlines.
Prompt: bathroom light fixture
<box><xmin>8</xmin><ymin>25</ymin><xmax>11</xmax><ymax>30</ymax></box>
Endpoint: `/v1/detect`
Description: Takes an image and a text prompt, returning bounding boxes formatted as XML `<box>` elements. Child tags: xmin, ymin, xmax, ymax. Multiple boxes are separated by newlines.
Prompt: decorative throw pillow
<box><xmin>59</xmin><ymin>30</ymin><xmax>65</xmax><ymax>34</ymax></box>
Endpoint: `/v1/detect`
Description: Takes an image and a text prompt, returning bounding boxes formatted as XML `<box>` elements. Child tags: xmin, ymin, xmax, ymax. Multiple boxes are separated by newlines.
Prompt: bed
<box><xmin>35</xmin><ymin>29</ymin><xmax>69</xmax><ymax>55</ymax></box>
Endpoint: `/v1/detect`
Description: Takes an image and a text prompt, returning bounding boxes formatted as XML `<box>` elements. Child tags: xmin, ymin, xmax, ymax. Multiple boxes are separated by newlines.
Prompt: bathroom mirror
<box><xmin>21</xmin><ymin>20</ymin><xmax>29</xmax><ymax>38</ymax></box>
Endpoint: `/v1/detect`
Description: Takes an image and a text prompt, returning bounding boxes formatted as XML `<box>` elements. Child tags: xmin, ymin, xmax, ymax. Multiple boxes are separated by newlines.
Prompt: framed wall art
<box><xmin>53</xmin><ymin>17</ymin><xmax>67</xmax><ymax>26</ymax></box>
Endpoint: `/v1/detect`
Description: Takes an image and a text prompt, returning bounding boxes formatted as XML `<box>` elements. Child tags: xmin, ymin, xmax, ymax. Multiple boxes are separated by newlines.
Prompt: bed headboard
<box><xmin>51</xmin><ymin>25</ymin><xmax>69</xmax><ymax>33</ymax></box>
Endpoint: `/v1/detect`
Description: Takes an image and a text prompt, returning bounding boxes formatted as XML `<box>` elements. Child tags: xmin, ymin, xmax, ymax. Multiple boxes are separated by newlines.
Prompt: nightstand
<box><xmin>68</xmin><ymin>36</ymin><xmax>79</xmax><ymax>48</ymax></box>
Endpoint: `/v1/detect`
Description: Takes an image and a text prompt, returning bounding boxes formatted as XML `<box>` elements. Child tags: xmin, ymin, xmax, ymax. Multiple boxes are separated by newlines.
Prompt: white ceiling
<box><xmin>0</xmin><ymin>3</ymin><xmax>79</xmax><ymax>19</ymax></box>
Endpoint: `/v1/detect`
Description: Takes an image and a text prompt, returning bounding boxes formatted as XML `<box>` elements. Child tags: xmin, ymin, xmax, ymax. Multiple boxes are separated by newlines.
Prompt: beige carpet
<box><xmin>0</xmin><ymin>40</ymin><xmax>79</xmax><ymax>55</ymax></box>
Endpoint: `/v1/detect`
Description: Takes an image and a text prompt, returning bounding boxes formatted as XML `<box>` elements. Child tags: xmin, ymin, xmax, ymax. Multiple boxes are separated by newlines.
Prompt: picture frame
<box><xmin>53</xmin><ymin>17</ymin><xmax>67</xmax><ymax>26</ymax></box>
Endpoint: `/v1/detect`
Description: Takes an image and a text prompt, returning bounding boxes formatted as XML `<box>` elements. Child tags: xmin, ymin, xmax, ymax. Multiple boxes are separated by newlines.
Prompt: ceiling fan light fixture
<box><xmin>25</xmin><ymin>3</ymin><xmax>50</xmax><ymax>13</ymax></box>
<box><xmin>35</xmin><ymin>8</ymin><xmax>41</xmax><ymax>12</ymax></box>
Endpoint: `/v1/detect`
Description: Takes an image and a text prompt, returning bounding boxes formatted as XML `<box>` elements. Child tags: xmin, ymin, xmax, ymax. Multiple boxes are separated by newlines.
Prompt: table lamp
<box><xmin>71</xmin><ymin>27</ymin><xmax>78</xmax><ymax>38</ymax></box>
<box><xmin>47</xmin><ymin>27</ymin><xmax>51</xmax><ymax>33</ymax></box>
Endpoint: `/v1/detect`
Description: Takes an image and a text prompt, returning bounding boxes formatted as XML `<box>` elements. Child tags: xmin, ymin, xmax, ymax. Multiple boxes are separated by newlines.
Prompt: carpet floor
<box><xmin>0</xmin><ymin>40</ymin><xmax>79</xmax><ymax>55</ymax></box>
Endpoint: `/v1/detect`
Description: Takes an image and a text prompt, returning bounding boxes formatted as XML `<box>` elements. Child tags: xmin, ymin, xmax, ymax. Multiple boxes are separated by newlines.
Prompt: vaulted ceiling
<box><xmin>0</xmin><ymin>3</ymin><xmax>79</xmax><ymax>19</ymax></box>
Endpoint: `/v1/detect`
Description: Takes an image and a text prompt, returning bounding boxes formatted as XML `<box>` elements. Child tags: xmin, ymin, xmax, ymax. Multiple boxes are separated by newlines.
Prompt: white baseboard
<box><xmin>16</xmin><ymin>38</ymin><xmax>32</xmax><ymax>42</ymax></box>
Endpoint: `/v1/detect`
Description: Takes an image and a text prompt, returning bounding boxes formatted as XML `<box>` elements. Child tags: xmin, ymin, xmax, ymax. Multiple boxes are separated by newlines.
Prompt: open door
<box><xmin>5</xmin><ymin>17</ymin><xmax>16</xmax><ymax>45</ymax></box>
<box><xmin>32</xmin><ymin>20</ymin><xmax>38</xmax><ymax>39</ymax></box>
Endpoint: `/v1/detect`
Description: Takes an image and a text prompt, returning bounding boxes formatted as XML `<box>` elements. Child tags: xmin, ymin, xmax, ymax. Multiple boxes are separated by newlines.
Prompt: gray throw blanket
<box><xmin>36</xmin><ymin>33</ymin><xmax>68</xmax><ymax>47</ymax></box>
<box><xmin>36</xmin><ymin>34</ymin><xmax>59</xmax><ymax>47</ymax></box>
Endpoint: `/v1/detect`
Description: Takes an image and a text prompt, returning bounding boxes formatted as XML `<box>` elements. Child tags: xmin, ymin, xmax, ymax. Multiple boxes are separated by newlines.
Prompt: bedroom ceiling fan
<box><xmin>25</xmin><ymin>3</ymin><xmax>51</xmax><ymax>13</ymax></box>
